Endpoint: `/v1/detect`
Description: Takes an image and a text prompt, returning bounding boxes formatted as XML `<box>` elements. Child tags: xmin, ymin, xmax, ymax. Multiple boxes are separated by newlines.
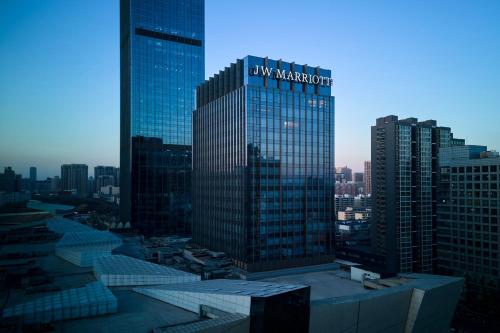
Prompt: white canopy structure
<box><xmin>93</xmin><ymin>255</ymin><xmax>200</xmax><ymax>286</ymax></box>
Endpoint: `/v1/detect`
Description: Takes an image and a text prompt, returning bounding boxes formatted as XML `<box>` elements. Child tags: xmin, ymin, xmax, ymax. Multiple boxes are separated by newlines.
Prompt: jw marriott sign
<box><xmin>249</xmin><ymin>65</ymin><xmax>334</xmax><ymax>87</ymax></box>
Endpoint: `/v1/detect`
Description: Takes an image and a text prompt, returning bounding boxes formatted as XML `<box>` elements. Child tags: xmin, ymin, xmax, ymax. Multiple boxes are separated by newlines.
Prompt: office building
<box><xmin>371</xmin><ymin>116</ymin><xmax>463</xmax><ymax>273</ymax></box>
<box><xmin>335</xmin><ymin>194</ymin><xmax>354</xmax><ymax>214</ymax></box>
<box><xmin>364</xmin><ymin>161</ymin><xmax>371</xmax><ymax>194</ymax></box>
<box><xmin>0</xmin><ymin>167</ymin><xmax>21</xmax><ymax>193</ymax></box>
<box><xmin>336</xmin><ymin>166</ymin><xmax>352</xmax><ymax>182</ymax></box>
<box><xmin>29</xmin><ymin>166</ymin><xmax>37</xmax><ymax>182</ymax></box>
<box><xmin>437</xmin><ymin>150</ymin><xmax>500</xmax><ymax>293</ymax></box>
<box><xmin>61</xmin><ymin>164</ymin><xmax>88</xmax><ymax>195</ymax></box>
<box><xmin>120</xmin><ymin>0</ymin><xmax>205</xmax><ymax>236</ymax></box>
<box><xmin>50</xmin><ymin>176</ymin><xmax>61</xmax><ymax>192</ymax></box>
<box><xmin>94</xmin><ymin>166</ymin><xmax>119</xmax><ymax>192</ymax></box>
<box><xmin>353</xmin><ymin>172</ymin><xmax>364</xmax><ymax>195</ymax></box>
<box><xmin>353</xmin><ymin>172</ymin><xmax>363</xmax><ymax>183</ymax></box>
<box><xmin>193</xmin><ymin>56</ymin><xmax>335</xmax><ymax>272</ymax></box>
<box><xmin>34</xmin><ymin>178</ymin><xmax>52</xmax><ymax>193</ymax></box>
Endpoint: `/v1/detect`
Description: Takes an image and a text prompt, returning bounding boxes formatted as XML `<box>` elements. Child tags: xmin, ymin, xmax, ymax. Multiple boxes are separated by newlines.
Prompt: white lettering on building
<box><xmin>249</xmin><ymin>65</ymin><xmax>333</xmax><ymax>87</ymax></box>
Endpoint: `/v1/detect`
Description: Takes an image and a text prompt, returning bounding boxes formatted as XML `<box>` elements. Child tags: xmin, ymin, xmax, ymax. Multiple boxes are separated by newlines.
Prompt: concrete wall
<box><xmin>309</xmin><ymin>288</ymin><xmax>412</xmax><ymax>333</ymax></box>
<box><xmin>309</xmin><ymin>275</ymin><xmax>463</xmax><ymax>333</ymax></box>
<box><xmin>406</xmin><ymin>278</ymin><xmax>464</xmax><ymax>333</ymax></box>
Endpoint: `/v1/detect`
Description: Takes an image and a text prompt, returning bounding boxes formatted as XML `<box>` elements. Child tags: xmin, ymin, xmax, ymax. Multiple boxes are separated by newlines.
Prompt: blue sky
<box><xmin>1</xmin><ymin>0</ymin><xmax>499</xmax><ymax>179</ymax></box>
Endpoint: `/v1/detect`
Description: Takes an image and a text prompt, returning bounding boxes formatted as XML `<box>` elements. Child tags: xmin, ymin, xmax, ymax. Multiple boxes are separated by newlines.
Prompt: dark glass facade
<box><xmin>193</xmin><ymin>56</ymin><xmax>335</xmax><ymax>272</ymax></box>
<box><xmin>249</xmin><ymin>287</ymin><xmax>310</xmax><ymax>333</ymax></box>
<box><xmin>120</xmin><ymin>0</ymin><xmax>204</xmax><ymax>236</ymax></box>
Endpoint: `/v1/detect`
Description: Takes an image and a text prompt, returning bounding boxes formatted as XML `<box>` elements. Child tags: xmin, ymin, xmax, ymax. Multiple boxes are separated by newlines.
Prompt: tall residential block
<box><xmin>120</xmin><ymin>0</ymin><xmax>205</xmax><ymax>236</ymax></box>
<box><xmin>371</xmin><ymin>116</ymin><xmax>464</xmax><ymax>273</ymax></box>
<box><xmin>193</xmin><ymin>56</ymin><xmax>335</xmax><ymax>272</ymax></box>
<box><xmin>29</xmin><ymin>167</ymin><xmax>37</xmax><ymax>182</ymax></box>
<box><xmin>61</xmin><ymin>164</ymin><xmax>88</xmax><ymax>195</ymax></box>
<box><xmin>363</xmin><ymin>161</ymin><xmax>371</xmax><ymax>195</ymax></box>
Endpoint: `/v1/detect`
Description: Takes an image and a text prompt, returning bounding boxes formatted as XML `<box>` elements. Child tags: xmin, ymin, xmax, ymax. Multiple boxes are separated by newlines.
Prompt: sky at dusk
<box><xmin>1</xmin><ymin>0</ymin><xmax>499</xmax><ymax>179</ymax></box>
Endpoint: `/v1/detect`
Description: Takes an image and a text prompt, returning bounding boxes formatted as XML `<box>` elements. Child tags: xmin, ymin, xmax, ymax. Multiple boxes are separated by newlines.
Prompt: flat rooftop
<box><xmin>259</xmin><ymin>269</ymin><xmax>369</xmax><ymax>301</ymax></box>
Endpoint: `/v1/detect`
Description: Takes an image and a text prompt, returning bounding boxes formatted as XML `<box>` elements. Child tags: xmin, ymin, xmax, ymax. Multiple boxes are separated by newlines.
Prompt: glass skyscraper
<box><xmin>193</xmin><ymin>56</ymin><xmax>335</xmax><ymax>272</ymax></box>
<box><xmin>120</xmin><ymin>0</ymin><xmax>204</xmax><ymax>236</ymax></box>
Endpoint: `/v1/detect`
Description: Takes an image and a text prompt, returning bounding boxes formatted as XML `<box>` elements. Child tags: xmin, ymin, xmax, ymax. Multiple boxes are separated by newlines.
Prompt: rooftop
<box><xmin>93</xmin><ymin>254</ymin><xmax>200</xmax><ymax>286</ymax></box>
<box><xmin>46</xmin><ymin>216</ymin><xmax>94</xmax><ymax>234</ymax></box>
<box><xmin>136</xmin><ymin>279</ymin><xmax>306</xmax><ymax>298</ymax></box>
<box><xmin>258</xmin><ymin>269</ymin><xmax>369</xmax><ymax>300</ymax></box>
<box><xmin>56</xmin><ymin>230</ymin><xmax>122</xmax><ymax>249</ymax></box>
<box><xmin>0</xmin><ymin>219</ymin><xmax>212</xmax><ymax>333</ymax></box>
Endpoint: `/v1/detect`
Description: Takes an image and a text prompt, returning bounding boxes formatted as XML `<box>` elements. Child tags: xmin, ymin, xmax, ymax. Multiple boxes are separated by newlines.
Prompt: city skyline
<box><xmin>1</xmin><ymin>0</ymin><xmax>500</xmax><ymax>179</ymax></box>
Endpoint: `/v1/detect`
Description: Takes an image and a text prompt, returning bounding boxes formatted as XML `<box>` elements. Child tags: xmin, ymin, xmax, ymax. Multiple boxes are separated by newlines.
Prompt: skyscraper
<box><xmin>29</xmin><ymin>167</ymin><xmax>37</xmax><ymax>182</ymax></box>
<box><xmin>61</xmin><ymin>164</ymin><xmax>88</xmax><ymax>195</ymax></box>
<box><xmin>0</xmin><ymin>167</ymin><xmax>21</xmax><ymax>193</ymax></box>
<box><xmin>193</xmin><ymin>56</ymin><xmax>335</xmax><ymax>272</ymax></box>
<box><xmin>363</xmin><ymin>161</ymin><xmax>371</xmax><ymax>195</ymax></box>
<box><xmin>120</xmin><ymin>0</ymin><xmax>205</xmax><ymax>236</ymax></box>
<box><xmin>371</xmin><ymin>116</ymin><xmax>462</xmax><ymax>273</ymax></box>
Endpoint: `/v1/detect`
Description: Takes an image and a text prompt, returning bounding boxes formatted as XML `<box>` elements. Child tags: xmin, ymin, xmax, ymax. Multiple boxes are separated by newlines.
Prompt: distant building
<box><xmin>335</xmin><ymin>195</ymin><xmax>354</xmax><ymax>214</ymax></box>
<box><xmin>29</xmin><ymin>167</ymin><xmax>37</xmax><ymax>182</ymax></box>
<box><xmin>0</xmin><ymin>167</ymin><xmax>29</xmax><ymax>207</ymax></box>
<box><xmin>336</xmin><ymin>166</ymin><xmax>352</xmax><ymax>183</ymax></box>
<box><xmin>437</xmin><ymin>150</ymin><xmax>500</xmax><ymax>293</ymax></box>
<box><xmin>99</xmin><ymin>185</ymin><xmax>120</xmax><ymax>204</ymax></box>
<box><xmin>353</xmin><ymin>172</ymin><xmax>364</xmax><ymax>195</ymax></box>
<box><xmin>371</xmin><ymin>116</ymin><xmax>461</xmax><ymax>273</ymax></box>
<box><xmin>338</xmin><ymin>208</ymin><xmax>355</xmax><ymax>221</ymax></box>
<box><xmin>50</xmin><ymin>176</ymin><xmax>61</xmax><ymax>192</ymax></box>
<box><xmin>61</xmin><ymin>164</ymin><xmax>88</xmax><ymax>195</ymax></box>
<box><xmin>353</xmin><ymin>194</ymin><xmax>371</xmax><ymax>210</ymax></box>
<box><xmin>364</xmin><ymin>161</ymin><xmax>371</xmax><ymax>194</ymax></box>
<box><xmin>34</xmin><ymin>178</ymin><xmax>52</xmax><ymax>193</ymax></box>
<box><xmin>94</xmin><ymin>166</ymin><xmax>119</xmax><ymax>192</ymax></box>
<box><xmin>87</xmin><ymin>176</ymin><xmax>94</xmax><ymax>195</ymax></box>
<box><xmin>335</xmin><ymin>182</ymin><xmax>356</xmax><ymax>196</ymax></box>
<box><xmin>20</xmin><ymin>178</ymin><xmax>32</xmax><ymax>192</ymax></box>
<box><xmin>0</xmin><ymin>167</ymin><xmax>21</xmax><ymax>193</ymax></box>
<box><xmin>353</xmin><ymin>172</ymin><xmax>363</xmax><ymax>183</ymax></box>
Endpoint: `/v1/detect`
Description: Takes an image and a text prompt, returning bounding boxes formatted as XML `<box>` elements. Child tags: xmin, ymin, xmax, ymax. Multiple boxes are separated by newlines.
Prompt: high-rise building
<box><xmin>353</xmin><ymin>172</ymin><xmax>364</xmax><ymax>195</ymax></box>
<box><xmin>364</xmin><ymin>161</ymin><xmax>371</xmax><ymax>195</ymax></box>
<box><xmin>50</xmin><ymin>176</ymin><xmax>61</xmax><ymax>192</ymax></box>
<box><xmin>0</xmin><ymin>167</ymin><xmax>21</xmax><ymax>193</ymax></box>
<box><xmin>29</xmin><ymin>167</ymin><xmax>37</xmax><ymax>182</ymax></box>
<box><xmin>94</xmin><ymin>166</ymin><xmax>119</xmax><ymax>192</ymax></box>
<box><xmin>193</xmin><ymin>56</ymin><xmax>335</xmax><ymax>272</ymax></box>
<box><xmin>336</xmin><ymin>166</ymin><xmax>352</xmax><ymax>182</ymax></box>
<box><xmin>437</xmin><ymin>149</ymin><xmax>500</xmax><ymax>293</ymax></box>
<box><xmin>371</xmin><ymin>116</ymin><xmax>461</xmax><ymax>273</ymax></box>
<box><xmin>61</xmin><ymin>164</ymin><xmax>88</xmax><ymax>195</ymax></box>
<box><xmin>353</xmin><ymin>172</ymin><xmax>363</xmax><ymax>183</ymax></box>
<box><xmin>120</xmin><ymin>0</ymin><xmax>205</xmax><ymax>236</ymax></box>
